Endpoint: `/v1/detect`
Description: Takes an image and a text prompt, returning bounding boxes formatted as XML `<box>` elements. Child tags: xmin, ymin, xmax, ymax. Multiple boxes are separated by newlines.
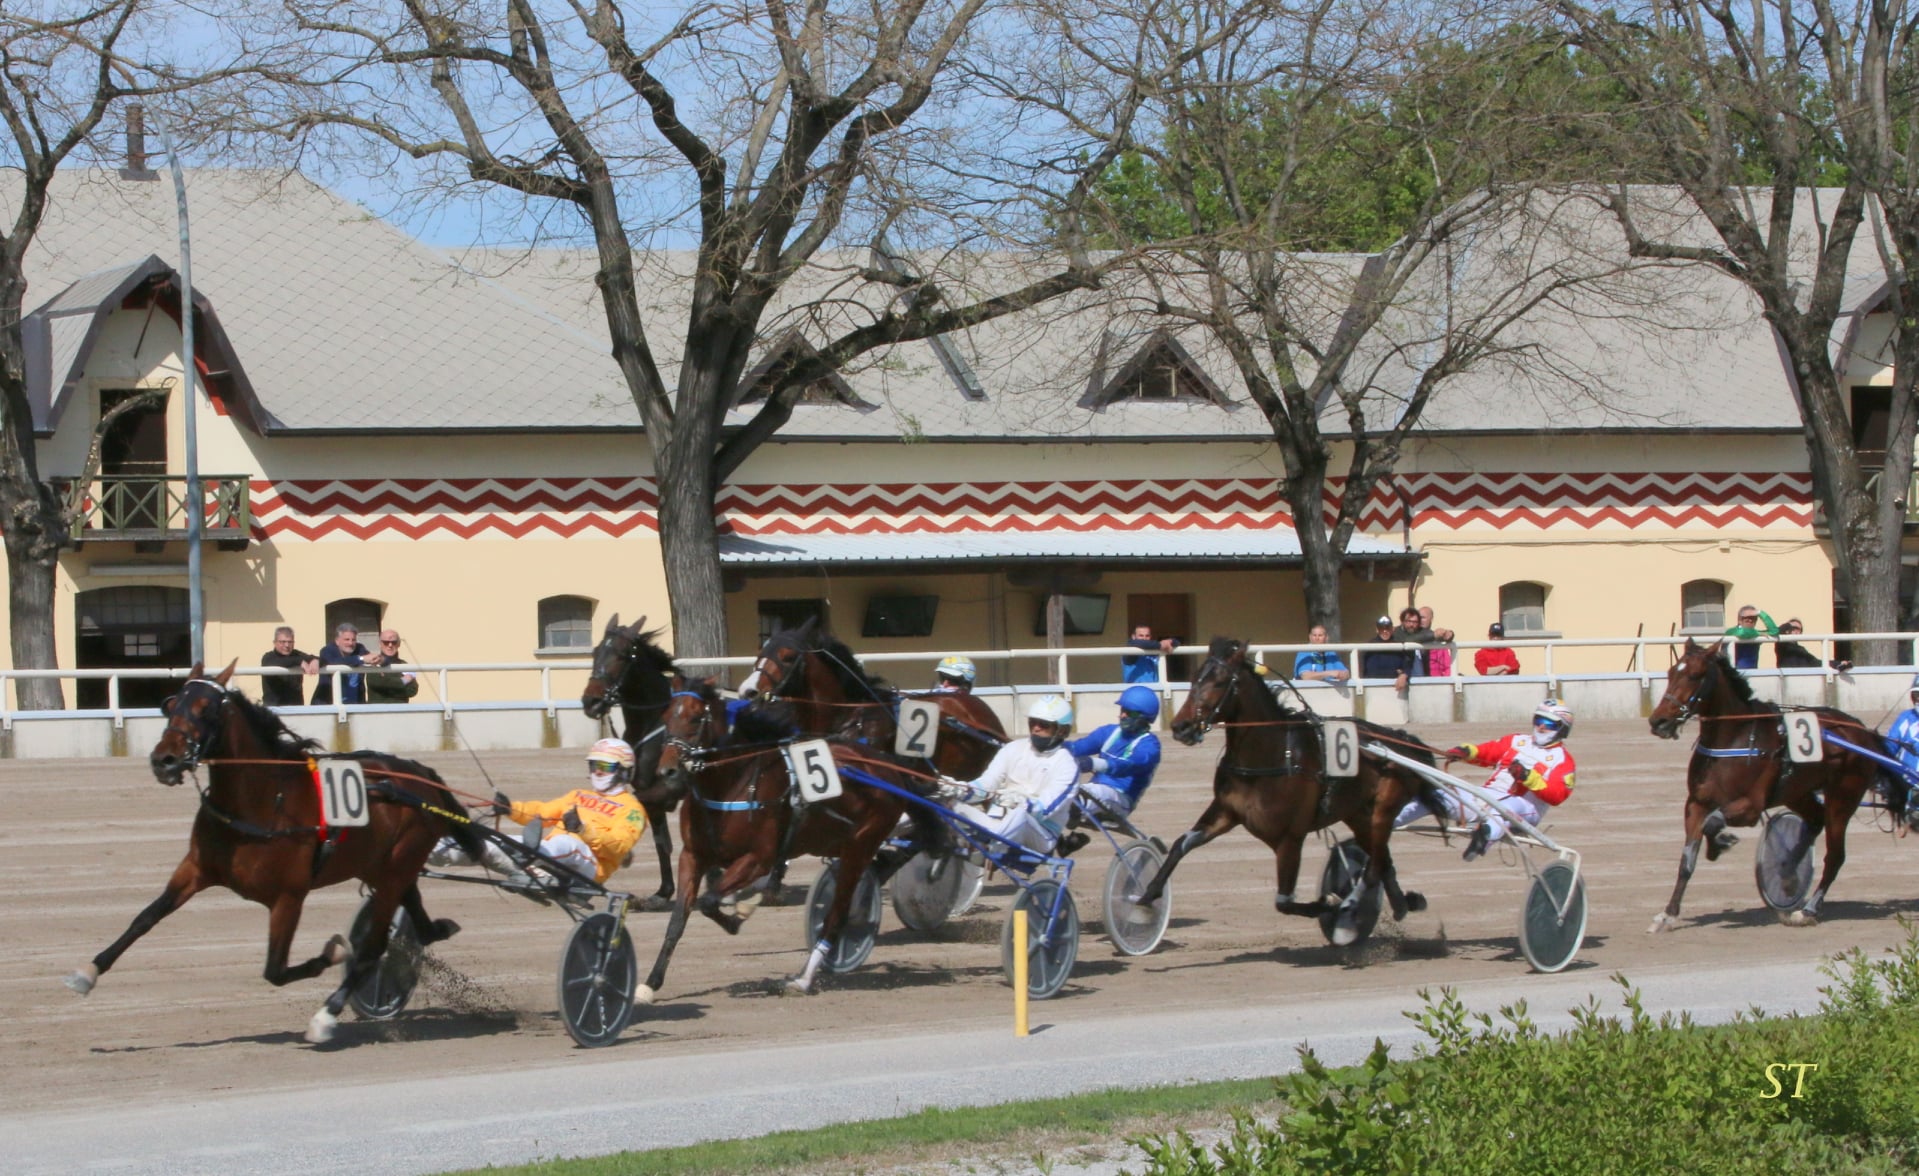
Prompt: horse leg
<box><xmin>1367</xmin><ymin>795</ymin><xmax>1424</xmax><ymax>921</ymax></box>
<box><xmin>1136</xmin><ymin>801</ymin><xmax>1239</xmax><ymax>906</ymax></box>
<box><xmin>697</xmin><ymin>856</ymin><xmax>768</xmax><ymax>935</ymax></box>
<box><xmin>401</xmin><ymin>883</ymin><xmax>461</xmax><ymax>946</ymax></box>
<box><xmin>1649</xmin><ymin>799</ymin><xmax>1716</xmax><ymax>933</ymax></box>
<box><xmin>638</xmin><ymin>799</ymin><xmax>675</xmax><ymax>912</ymax></box>
<box><xmin>639</xmin><ymin>844</ymin><xmax>706</xmax><ymax>1005</ymax></box>
<box><xmin>66</xmin><ymin>856</ymin><xmax>209</xmax><ymax>995</ymax></box>
<box><xmin>1700</xmin><ymin>809</ymin><xmax>1740</xmax><ymax>862</ymax></box>
<box><xmin>789</xmin><ymin>837</ymin><xmax>883</xmax><ymax>995</ymax></box>
<box><xmin>306</xmin><ymin>883</ymin><xmax>408</xmax><ymax>1045</ymax></box>
<box><xmin>1784</xmin><ymin>793</ymin><xmax>1842</xmax><ymax>928</ymax></box>
<box><xmin>1271</xmin><ymin>837</ymin><xmax>1323</xmax><ymax>918</ymax></box>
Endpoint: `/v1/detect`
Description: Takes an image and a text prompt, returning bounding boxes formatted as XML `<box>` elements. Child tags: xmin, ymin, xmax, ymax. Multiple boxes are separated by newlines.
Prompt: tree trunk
<box><xmin>655</xmin><ymin>465</ymin><xmax>728</xmax><ymax>666</ymax></box>
<box><xmin>3</xmin><ymin>514</ymin><xmax>63</xmax><ymax>710</ymax></box>
<box><xmin>1281</xmin><ymin>451</ymin><xmax>1345</xmax><ymax>643</ymax></box>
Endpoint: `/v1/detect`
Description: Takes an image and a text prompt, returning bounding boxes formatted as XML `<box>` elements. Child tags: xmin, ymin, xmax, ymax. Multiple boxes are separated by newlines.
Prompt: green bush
<box><xmin>1132</xmin><ymin>921</ymin><xmax>1919</xmax><ymax>1175</ymax></box>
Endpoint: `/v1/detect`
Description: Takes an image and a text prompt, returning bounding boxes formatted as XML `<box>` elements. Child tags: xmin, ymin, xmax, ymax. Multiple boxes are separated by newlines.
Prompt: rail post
<box><xmin>1012</xmin><ymin>907</ymin><xmax>1029</xmax><ymax>1037</ymax></box>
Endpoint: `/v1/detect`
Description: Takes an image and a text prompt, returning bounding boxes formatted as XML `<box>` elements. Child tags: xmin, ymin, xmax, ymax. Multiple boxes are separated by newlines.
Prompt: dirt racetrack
<box><xmin>9</xmin><ymin>718</ymin><xmax>1919</xmax><ymax>1119</ymax></box>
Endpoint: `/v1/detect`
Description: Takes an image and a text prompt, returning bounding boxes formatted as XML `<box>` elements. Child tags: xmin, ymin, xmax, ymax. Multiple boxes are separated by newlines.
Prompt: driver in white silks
<box><xmin>942</xmin><ymin>695</ymin><xmax>1082</xmax><ymax>857</ymax></box>
<box><xmin>1393</xmin><ymin>700</ymin><xmax>1579</xmax><ymax>862</ymax></box>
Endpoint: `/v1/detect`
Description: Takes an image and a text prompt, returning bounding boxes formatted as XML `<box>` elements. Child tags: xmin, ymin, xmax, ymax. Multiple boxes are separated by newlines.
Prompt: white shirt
<box><xmin>970</xmin><ymin>739</ymin><xmax>1079</xmax><ymax>818</ymax></box>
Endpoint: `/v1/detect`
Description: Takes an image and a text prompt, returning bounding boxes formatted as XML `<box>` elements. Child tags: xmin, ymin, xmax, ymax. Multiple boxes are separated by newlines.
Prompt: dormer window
<box><xmin>736</xmin><ymin>331</ymin><xmax>874</xmax><ymax>410</ymax></box>
<box><xmin>1081</xmin><ymin>330</ymin><xmax>1231</xmax><ymax>409</ymax></box>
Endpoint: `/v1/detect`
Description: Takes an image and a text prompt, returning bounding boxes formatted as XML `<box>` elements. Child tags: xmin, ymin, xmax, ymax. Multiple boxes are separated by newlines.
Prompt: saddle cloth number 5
<box><xmin>784</xmin><ymin>739</ymin><xmax>844</xmax><ymax>803</ymax></box>
<box><xmin>316</xmin><ymin>758</ymin><xmax>372</xmax><ymax>827</ymax></box>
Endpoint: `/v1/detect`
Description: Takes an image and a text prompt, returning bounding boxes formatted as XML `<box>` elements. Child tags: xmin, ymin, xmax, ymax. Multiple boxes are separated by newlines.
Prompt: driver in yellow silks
<box><xmin>490</xmin><ymin>737</ymin><xmax>648</xmax><ymax>884</ymax></box>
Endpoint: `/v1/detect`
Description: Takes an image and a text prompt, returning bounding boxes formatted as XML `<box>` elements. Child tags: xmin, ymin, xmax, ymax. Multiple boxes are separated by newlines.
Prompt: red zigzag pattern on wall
<box><xmin>246</xmin><ymin>472</ymin><xmax>1814</xmax><ymax>541</ymax></box>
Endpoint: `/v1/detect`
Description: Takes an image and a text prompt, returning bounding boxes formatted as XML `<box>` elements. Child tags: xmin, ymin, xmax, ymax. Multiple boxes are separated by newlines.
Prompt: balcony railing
<box><xmin>61</xmin><ymin>475</ymin><xmax>252</xmax><ymax>546</ymax></box>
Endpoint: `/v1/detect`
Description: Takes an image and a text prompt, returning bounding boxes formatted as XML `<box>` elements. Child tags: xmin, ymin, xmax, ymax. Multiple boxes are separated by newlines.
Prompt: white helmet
<box><xmin>1532</xmin><ymin>700</ymin><xmax>1573</xmax><ymax>745</ymax></box>
<box><xmin>587</xmin><ymin>737</ymin><xmax>636</xmax><ymax>792</ymax></box>
<box><xmin>936</xmin><ymin>655</ymin><xmax>977</xmax><ymax>685</ymax></box>
<box><xmin>1026</xmin><ymin>695</ymin><xmax>1073</xmax><ymax>751</ymax></box>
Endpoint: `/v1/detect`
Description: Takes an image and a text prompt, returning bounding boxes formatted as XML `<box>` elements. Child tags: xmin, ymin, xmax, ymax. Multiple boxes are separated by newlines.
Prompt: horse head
<box><xmin>1649</xmin><ymin>638</ymin><xmax>1724</xmax><ymax>739</ymax></box>
<box><xmin>150</xmin><ymin>660</ymin><xmax>239</xmax><ymax>785</ymax></box>
<box><xmin>657</xmin><ymin>674</ymin><xmax>724</xmax><ymax>792</ymax></box>
<box><xmin>581</xmin><ymin>612</ymin><xmax>648</xmax><ymax>721</ymax></box>
<box><xmin>739</xmin><ymin>622</ymin><xmax>814</xmax><ymax>700</ymax></box>
<box><xmin>1171</xmin><ymin>637</ymin><xmax>1247</xmax><ymax>746</ymax></box>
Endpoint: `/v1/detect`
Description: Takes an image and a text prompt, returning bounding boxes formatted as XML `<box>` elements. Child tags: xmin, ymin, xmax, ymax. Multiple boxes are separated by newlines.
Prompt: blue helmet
<box><xmin>1118</xmin><ymin>685</ymin><xmax>1160</xmax><ymax>719</ymax></box>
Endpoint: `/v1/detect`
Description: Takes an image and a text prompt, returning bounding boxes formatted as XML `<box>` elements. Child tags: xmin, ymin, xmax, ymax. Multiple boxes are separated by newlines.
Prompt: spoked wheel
<box><xmin>1519</xmin><ymin>860</ymin><xmax>1588</xmax><ymax>974</ymax></box>
<box><xmin>1001</xmin><ymin>880</ymin><xmax>1079</xmax><ymax>1000</ymax></box>
<box><xmin>557</xmin><ymin>912</ymin><xmax>637</xmax><ymax>1047</ymax></box>
<box><xmin>1316</xmin><ymin>839</ymin><xmax>1381</xmax><ymax>947</ymax></box>
<box><xmin>346</xmin><ymin>898</ymin><xmax>422</xmax><ymax>1021</ymax></box>
<box><xmin>1102</xmin><ymin>840</ymin><xmax>1170</xmax><ymax>956</ymax></box>
<box><xmin>1754</xmin><ymin>811</ymin><xmax>1815</xmax><ymax>913</ymax></box>
<box><xmin>803</xmin><ymin>864</ymin><xmax>884</xmax><ymax>973</ymax></box>
<box><xmin>891</xmin><ymin>850</ymin><xmax>971</xmax><ymax>933</ymax></box>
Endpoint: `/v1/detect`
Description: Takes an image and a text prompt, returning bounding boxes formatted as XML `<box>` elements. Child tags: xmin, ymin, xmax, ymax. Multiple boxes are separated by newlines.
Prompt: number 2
<box><xmin>895</xmin><ymin>699</ymin><xmax>939</xmax><ymax>758</ymax></box>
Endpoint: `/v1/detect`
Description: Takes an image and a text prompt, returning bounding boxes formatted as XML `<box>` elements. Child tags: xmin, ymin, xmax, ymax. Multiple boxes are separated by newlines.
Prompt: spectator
<box><xmin>259</xmin><ymin>625</ymin><xmax>317</xmax><ymax>707</ymax></box>
<box><xmin>1122</xmin><ymin>624</ymin><xmax>1178</xmax><ymax>685</ymax></box>
<box><xmin>1396</xmin><ymin>608</ymin><xmax>1435</xmax><ymax>676</ymax></box>
<box><xmin>364</xmin><ymin>630</ymin><xmax>421</xmax><ymax>703</ymax></box>
<box><xmin>1359</xmin><ymin>615</ymin><xmax>1414</xmax><ymax>690</ymax></box>
<box><xmin>1723</xmin><ymin>604</ymin><xmax>1777</xmax><ymax>670</ymax></box>
<box><xmin>1419</xmin><ymin>605</ymin><xmax>1457</xmax><ymax>678</ymax></box>
<box><xmin>311</xmin><ymin>623</ymin><xmax>378</xmax><ymax>705</ymax></box>
<box><xmin>1292</xmin><ymin>624</ymin><xmax>1351</xmax><ymax>683</ymax></box>
<box><xmin>1774</xmin><ymin>618</ymin><xmax>1852</xmax><ymax>672</ymax></box>
<box><xmin>1475</xmin><ymin>622</ymin><xmax>1521</xmax><ymax>676</ymax></box>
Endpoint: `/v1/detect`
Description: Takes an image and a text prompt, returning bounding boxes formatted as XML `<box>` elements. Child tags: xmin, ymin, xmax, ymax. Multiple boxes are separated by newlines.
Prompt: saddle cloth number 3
<box><xmin>316</xmin><ymin>759</ymin><xmax>372</xmax><ymax>827</ymax></box>
<box><xmin>784</xmin><ymin>739</ymin><xmax>843</xmax><ymax>802</ymax></box>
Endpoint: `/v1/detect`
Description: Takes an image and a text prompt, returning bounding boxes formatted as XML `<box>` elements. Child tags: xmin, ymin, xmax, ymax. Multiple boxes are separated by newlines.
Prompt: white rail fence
<box><xmin>8</xmin><ymin>632</ymin><xmax>1915</xmax><ymax>760</ymax></box>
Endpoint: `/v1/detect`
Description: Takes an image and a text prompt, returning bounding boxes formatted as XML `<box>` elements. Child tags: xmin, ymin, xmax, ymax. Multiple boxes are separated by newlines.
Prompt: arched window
<box><xmin>1680</xmin><ymin>580</ymin><xmax>1728</xmax><ymax>631</ymax></box>
<box><xmin>1499</xmin><ymin>582</ymin><xmax>1548</xmax><ymax>634</ymax></box>
<box><xmin>538</xmin><ymin>595</ymin><xmax>595</xmax><ymax>650</ymax></box>
<box><xmin>324</xmin><ymin>598</ymin><xmax>384</xmax><ymax>643</ymax></box>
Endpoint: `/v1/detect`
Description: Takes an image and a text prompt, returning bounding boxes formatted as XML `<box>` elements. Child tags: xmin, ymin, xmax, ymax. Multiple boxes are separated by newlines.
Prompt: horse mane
<box><xmin>1206</xmin><ymin>635</ymin><xmax>1238</xmax><ymax>660</ymax></box>
<box><xmin>1710</xmin><ymin>650</ymin><xmax>1761</xmax><ymax>705</ymax></box>
<box><xmin>624</xmin><ymin>625</ymin><xmax>679</xmax><ymax>680</ymax></box>
<box><xmin>224</xmin><ymin>689</ymin><xmax>325</xmax><ymax>758</ymax></box>
<box><xmin>808</xmin><ymin>630</ymin><xmax>891</xmax><ymax>699</ymax></box>
<box><xmin>729</xmin><ymin>698</ymin><xmax>798</xmax><ymax>745</ymax></box>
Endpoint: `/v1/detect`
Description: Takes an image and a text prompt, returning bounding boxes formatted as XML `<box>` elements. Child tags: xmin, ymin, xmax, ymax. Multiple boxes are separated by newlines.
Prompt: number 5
<box><xmin>785</xmin><ymin>739</ymin><xmax>843</xmax><ymax>801</ymax></box>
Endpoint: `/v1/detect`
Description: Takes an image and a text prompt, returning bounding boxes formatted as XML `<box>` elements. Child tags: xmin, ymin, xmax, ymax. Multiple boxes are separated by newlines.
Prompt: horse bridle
<box><xmin>662</xmin><ymin>690</ymin><xmax>722</xmax><ymax>772</ymax></box>
<box><xmin>1188</xmin><ymin>654</ymin><xmax>1242</xmax><ymax>734</ymax></box>
<box><xmin>1663</xmin><ymin>651</ymin><xmax>1718</xmax><ymax>728</ymax></box>
<box><xmin>162</xmin><ymin>679</ymin><xmax>230</xmax><ymax>776</ymax></box>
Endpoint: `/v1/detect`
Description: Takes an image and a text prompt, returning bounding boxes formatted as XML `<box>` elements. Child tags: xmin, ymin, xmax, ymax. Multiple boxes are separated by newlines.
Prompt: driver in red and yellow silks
<box><xmin>1394</xmin><ymin>700</ymin><xmax>1577</xmax><ymax>861</ymax></box>
<box><xmin>489</xmin><ymin>738</ymin><xmax>647</xmax><ymax>884</ymax></box>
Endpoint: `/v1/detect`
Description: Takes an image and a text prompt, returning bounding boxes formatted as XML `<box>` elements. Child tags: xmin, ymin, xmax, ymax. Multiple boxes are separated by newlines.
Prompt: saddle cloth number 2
<box><xmin>316</xmin><ymin>759</ymin><xmax>372</xmax><ymax>827</ymax></box>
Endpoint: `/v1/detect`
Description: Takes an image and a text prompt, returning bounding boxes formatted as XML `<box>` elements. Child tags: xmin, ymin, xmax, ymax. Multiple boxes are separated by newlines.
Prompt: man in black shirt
<box><xmin>260</xmin><ymin>626</ymin><xmax>318</xmax><ymax>706</ymax></box>
<box><xmin>1359</xmin><ymin>615</ymin><xmax>1415</xmax><ymax>689</ymax></box>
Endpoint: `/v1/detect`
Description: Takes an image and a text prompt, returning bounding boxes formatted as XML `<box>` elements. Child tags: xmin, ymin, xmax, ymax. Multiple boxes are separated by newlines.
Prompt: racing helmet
<box><xmin>587</xmin><ymin>737</ymin><xmax>636</xmax><ymax>792</ymax></box>
<box><xmin>1026</xmin><ymin>695</ymin><xmax>1074</xmax><ymax>751</ymax></box>
<box><xmin>1531</xmin><ymin>700</ymin><xmax>1573</xmax><ymax>745</ymax></box>
<box><xmin>936</xmin><ymin>654</ymin><xmax>977</xmax><ymax>686</ymax></box>
<box><xmin>1118</xmin><ymin>685</ymin><xmax>1161</xmax><ymax>721</ymax></box>
<box><xmin>1910</xmin><ymin>673</ymin><xmax>1919</xmax><ymax>696</ymax></box>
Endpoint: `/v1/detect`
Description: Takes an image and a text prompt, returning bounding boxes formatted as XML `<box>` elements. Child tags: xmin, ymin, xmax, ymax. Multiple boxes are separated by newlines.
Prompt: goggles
<box><xmin>587</xmin><ymin>759</ymin><xmax>624</xmax><ymax>775</ymax></box>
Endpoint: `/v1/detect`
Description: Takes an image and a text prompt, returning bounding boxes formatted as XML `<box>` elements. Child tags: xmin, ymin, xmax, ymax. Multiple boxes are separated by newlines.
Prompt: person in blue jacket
<box><xmin>1067</xmin><ymin>685</ymin><xmax>1164</xmax><ymax>818</ymax></box>
<box><xmin>1887</xmin><ymin>676</ymin><xmax>1919</xmax><ymax>789</ymax></box>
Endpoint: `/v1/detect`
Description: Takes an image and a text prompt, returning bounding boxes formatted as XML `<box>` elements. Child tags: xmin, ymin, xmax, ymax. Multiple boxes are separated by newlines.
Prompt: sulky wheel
<box><xmin>1001</xmin><ymin>880</ymin><xmax>1079</xmax><ymax>1000</ymax></box>
<box><xmin>1102</xmin><ymin>840</ymin><xmax>1170</xmax><ymax>956</ymax></box>
<box><xmin>891</xmin><ymin>849</ymin><xmax>967</xmax><ymax>933</ymax></box>
<box><xmin>1316</xmin><ymin>839</ymin><xmax>1381</xmax><ymax>947</ymax></box>
<box><xmin>1754</xmin><ymin>811</ymin><xmax>1815</xmax><ymax>913</ymax></box>
<box><xmin>557</xmin><ymin>911</ymin><xmax>638</xmax><ymax>1047</ymax></box>
<box><xmin>803</xmin><ymin>864</ymin><xmax>884</xmax><ymax>973</ymax></box>
<box><xmin>346</xmin><ymin>897</ymin><xmax>422</xmax><ymax>1021</ymax></box>
<box><xmin>1518</xmin><ymin>860</ymin><xmax>1588</xmax><ymax>974</ymax></box>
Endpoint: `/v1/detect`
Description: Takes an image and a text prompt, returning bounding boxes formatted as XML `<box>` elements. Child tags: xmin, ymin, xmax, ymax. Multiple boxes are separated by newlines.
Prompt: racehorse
<box><xmin>65</xmin><ymin>661</ymin><xmax>483</xmax><ymax>1044</ymax></box>
<box><xmin>1134</xmin><ymin>637</ymin><xmax>1448</xmax><ymax>945</ymax></box>
<box><xmin>638</xmin><ymin>679</ymin><xmax>941</xmax><ymax>1000</ymax></box>
<box><xmin>579</xmin><ymin>613</ymin><xmax>682</xmax><ymax>910</ymax></box>
<box><xmin>1646</xmin><ymin>638</ymin><xmax>1906</xmax><ymax>930</ymax></box>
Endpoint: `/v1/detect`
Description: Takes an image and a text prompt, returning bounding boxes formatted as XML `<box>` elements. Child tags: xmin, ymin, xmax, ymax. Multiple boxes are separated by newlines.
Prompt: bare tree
<box><xmin>246</xmin><ymin>0</ymin><xmax>1149</xmax><ymax>658</ymax></box>
<box><xmin>1057</xmin><ymin>0</ymin><xmax>1650</xmax><ymax>638</ymax></box>
<box><xmin>1555</xmin><ymin>0</ymin><xmax>1919</xmax><ymax>663</ymax></box>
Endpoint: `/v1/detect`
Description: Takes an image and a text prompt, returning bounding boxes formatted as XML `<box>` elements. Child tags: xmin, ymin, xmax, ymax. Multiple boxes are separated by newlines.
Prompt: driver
<box><xmin>944</xmin><ymin>695</ymin><xmax>1079</xmax><ymax>856</ymax></box>
<box><xmin>931</xmin><ymin>655</ymin><xmax>977</xmax><ymax>694</ymax></box>
<box><xmin>1067</xmin><ymin>685</ymin><xmax>1163</xmax><ymax>819</ymax></box>
<box><xmin>1887</xmin><ymin>676</ymin><xmax>1919</xmax><ymax>809</ymax></box>
<box><xmin>1393</xmin><ymin>700</ymin><xmax>1578</xmax><ymax>861</ymax></box>
<box><xmin>429</xmin><ymin>738</ymin><xmax>647</xmax><ymax>886</ymax></box>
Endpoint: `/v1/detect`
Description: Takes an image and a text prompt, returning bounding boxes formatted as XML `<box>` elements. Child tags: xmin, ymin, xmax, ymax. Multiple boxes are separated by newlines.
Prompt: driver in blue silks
<box><xmin>1066</xmin><ymin>685</ymin><xmax>1164</xmax><ymax>819</ymax></box>
<box><xmin>1887</xmin><ymin>676</ymin><xmax>1919</xmax><ymax>792</ymax></box>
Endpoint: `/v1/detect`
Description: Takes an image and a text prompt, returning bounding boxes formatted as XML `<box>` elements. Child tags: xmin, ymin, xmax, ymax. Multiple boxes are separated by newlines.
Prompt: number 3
<box><xmin>1785</xmin><ymin>714</ymin><xmax>1823</xmax><ymax>764</ymax></box>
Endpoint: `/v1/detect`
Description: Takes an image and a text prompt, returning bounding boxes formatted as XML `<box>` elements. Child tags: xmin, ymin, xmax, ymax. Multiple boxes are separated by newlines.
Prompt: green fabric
<box><xmin>1723</xmin><ymin>609</ymin><xmax>1778</xmax><ymax>641</ymax></box>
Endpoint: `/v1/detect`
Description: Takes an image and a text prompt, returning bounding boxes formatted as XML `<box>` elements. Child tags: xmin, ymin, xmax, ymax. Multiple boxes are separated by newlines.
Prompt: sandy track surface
<box><xmin>9</xmin><ymin>719</ymin><xmax>1919</xmax><ymax>1121</ymax></box>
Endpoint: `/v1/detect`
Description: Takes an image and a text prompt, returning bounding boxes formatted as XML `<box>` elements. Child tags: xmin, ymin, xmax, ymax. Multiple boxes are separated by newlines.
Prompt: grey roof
<box><xmin>717</xmin><ymin>529</ymin><xmax>1411</xmax><ymax>568</ymax></box>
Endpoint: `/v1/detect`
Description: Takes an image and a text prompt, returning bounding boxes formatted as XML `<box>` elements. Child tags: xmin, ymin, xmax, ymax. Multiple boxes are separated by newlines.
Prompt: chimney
<box><xmin>120</xmin><ymin>104</ymin><xmax>157</xmax><ymax>181</ymax></box>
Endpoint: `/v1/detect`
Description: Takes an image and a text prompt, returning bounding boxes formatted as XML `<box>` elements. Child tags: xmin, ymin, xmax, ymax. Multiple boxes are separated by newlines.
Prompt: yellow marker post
<box><xmin>1013</xmin><ymin>907</ymin><xmax>1029</xmax><ymax>1036</ymax></box>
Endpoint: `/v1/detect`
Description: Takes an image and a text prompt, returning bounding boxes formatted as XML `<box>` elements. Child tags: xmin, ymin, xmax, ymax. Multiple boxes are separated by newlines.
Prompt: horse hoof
<box><xmin>732</xmin><ymin>892</ymin><xmax>764</xmax><ymax>921</ymax></box>
<box><xmin>637</xmin><ymin>895</ymin><xmax>674</xmax><ymax>913</ymax></box>
<box><xmin>1331</xmin><ymin>918</ymin><xmax>1360</xmax><ymax>947</ymax></box>
<box><xmin>1783</xmin><ymin>909</ymin><xmax>1819</xmax><ymax>928</ymax></box>
<box><xmin>782</xmin><ymin>977</ymin><xmax>814</xmax><ymax>996</ymax></box>
<box><xmin>1705</xmin><ymin>832</ymin><xmax>1740</xmax><ymax>862</ymax></box>
<box><xmin>1403</xmin><ymin>891</ymin><xmax>1428</xmax><ymax>914</ymax></box>
<box><xmin>429</xmin><ymin>918</ymin><xmax>461</xmax><ymax>942</ymax></box>
<box><xmin>63</xmin><ymin>964</ymin><xmax>99</xmax><ymax>996</ymax></box>
<box><xmin>635</xmin><ymin>984</ymin><xmax>656</xmax><ymax>1006</ymax></box>
<box><xmin>305</xmin><ymin>1009</ymin><xmax>339</xmax><ymax>1045</ymax></box>
<box><xmin>323</xmin><ymin>934</ymin><xmax>351</xmax><ymax>966</ymax></box>
<box><xmin>1647</xmin><ymin>913</ymin><xmax>1678</xmax><ymax>934</ymax></box>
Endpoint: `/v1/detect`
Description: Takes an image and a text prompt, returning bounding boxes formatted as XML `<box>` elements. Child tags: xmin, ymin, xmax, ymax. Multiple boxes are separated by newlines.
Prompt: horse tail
<box><xmin>380</xmin><ymin>754</ymin><xmax>486</xmax><ymax>860</ymax></box>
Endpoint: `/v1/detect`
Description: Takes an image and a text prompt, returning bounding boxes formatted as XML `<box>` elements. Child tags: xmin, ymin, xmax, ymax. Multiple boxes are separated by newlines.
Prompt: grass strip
<box><xmin>448</xmin><ymin>1075</ymin><xmax>1284</xmax><ymax>1176</ymax></box>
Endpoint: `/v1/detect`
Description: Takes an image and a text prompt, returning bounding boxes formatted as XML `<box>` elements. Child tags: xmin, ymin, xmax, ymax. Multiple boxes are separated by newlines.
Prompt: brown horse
<box><xmin>1134</xmin><ymin>637</ymin><xmax>1447</xmax><ymax>945</ymax></box>
<box><xmin>65</xmin><ymin>661</ymin><xmax>481</xmax><ymax>1044</ymax></box>
<box><xmin>637</xmin><ymin>679</ymin><xmax>940</xmax><ymax>1000</ymax></box>
<box><xmin>578</xmin><ymin>613</ymin><xmax>683</xmax><ymax>910</ymax></box>
<box><xmin>1647</xmin><ymin>639</ymin><xmax>1906</xmax><ymax>930</ymax></box>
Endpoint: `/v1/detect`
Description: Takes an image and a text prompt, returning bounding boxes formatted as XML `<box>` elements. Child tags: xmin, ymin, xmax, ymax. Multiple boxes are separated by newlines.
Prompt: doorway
<box><xmin>99</xmin><ymin>388</ymin><xmax>169</xmax><ymax>531</ymax></box>
<box><xmin>75</xmin><ymin>586</ymin><xmax>190</xmax><ymax>708</ymax></box>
